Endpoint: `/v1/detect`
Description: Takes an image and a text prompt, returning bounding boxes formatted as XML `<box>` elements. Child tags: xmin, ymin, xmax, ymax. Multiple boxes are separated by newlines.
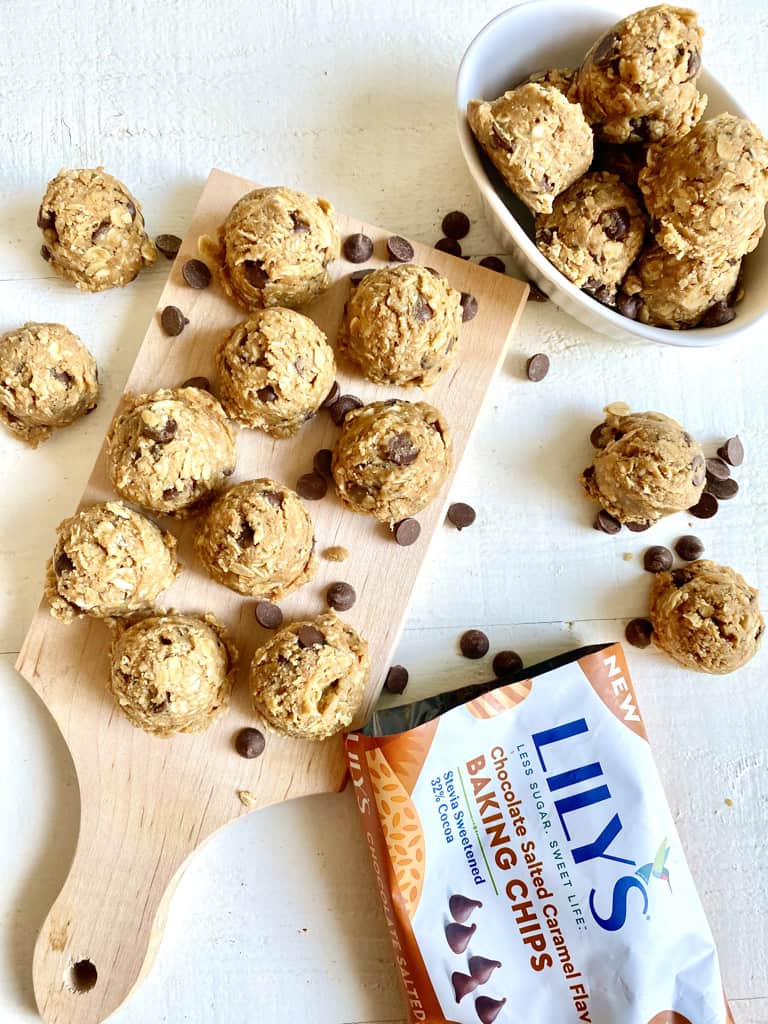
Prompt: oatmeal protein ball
<box><xmin>535</xmin><ymin>172</ymin><xmax>646</xmax><ymax>301</ymax></box>
<box><xmin>332</xmin><ymin>399</ymin><xmax>452</xmax><ymax>524</ymax></box>
<box><xmin>650</xmin><ymin>560</ymin><xmax>763</xmax><ymax>674</ymax></box>
<box><xmin>337</xmin><ymin>264</ymin><xmax>463</xmax><ymax>387</ymax></box>
<box><xmin>467</xmin><ymin>83</ymin><xmax>593</xmax><ymax>215</ymax></box>
<box><xmin>46</xmin><ymin>501</ymin><xmax>180</xmax><ymax>624</ymax></box>
<box><xmin>0</xmin><ymin>322</ymin><xmax>99</xmax><ymax>445</ymax></box>
<box><xmin>639</xmin><ymin>113</ymin><xmax>768</xmax><ymax>262</ymax></box>
<box><xmin>216</xmin><ymin>308</ymin><xmax>335</xmax><ymax>436</ymax></box>
<box><xmin>109</xmin><ymin>612</ymin><xmax>237</xmax><ymax>736</ymax></box>
<box><xmin>195</xmin><ymin>479</ymin><xmax>316</xmax><ymax>599</ymax></box>
<box><xmin>576</xmin><ymin>5</ymin><xmax>707</xmax><ymax>145</ymax></box>
<box><xmin>200</xmin><ymin>186</ymin><xmax>340</xmax><ymax>311</ymax></box>
<box><xmin>623</xmin><ymin>244</ymin><xmax>741</xmax><ymax>328</ymax></box>
<box><xmin>249</xmin><ymin>611</ymin><xmax>369</xmax><ymax>740</ymax></box>
<box><xmin>581</xmin><ymin>403</ymin><xmax>705</xmax><ymax>526</ymax></box>
<box><xmin>106</xmin><ymin>387</ymin><xmax>237</xmax><ymax>517</ymax></box>
<box><xmin>38</xmin><ymin>167</ymin><xmax>156</xmax><ymax>290</ymax></box>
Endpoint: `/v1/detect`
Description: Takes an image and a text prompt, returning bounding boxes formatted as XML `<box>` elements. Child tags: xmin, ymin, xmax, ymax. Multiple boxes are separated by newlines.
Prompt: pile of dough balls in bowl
<box><xmin>457</xmin><ymin>1</ymin><xmax>768</xmax><ymax>344</ymax></box>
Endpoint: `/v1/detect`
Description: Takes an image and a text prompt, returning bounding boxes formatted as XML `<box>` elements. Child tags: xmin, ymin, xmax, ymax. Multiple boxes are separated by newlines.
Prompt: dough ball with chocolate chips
<box><xmin>525</xmin><ymin>67</ymin><xmax>578</xmax><ymax>98</ymax></box>
<box><xmin>216</xmin><ymin>309</ymin><xmax>335</xmax><ymax>436</ymax></box>
<box><xmin>45</xmin><ymin>501</ymin><xmax>179</xmax><ymax>624</ymax></box>
<box><xmin>576</xmin><ymin>5</ymin><xmax>707</xmax><ymax>145</ymax></box>
<box><xmin>623</xmin><ymin>244</ymin><xmax>741</xmax><ymax>328</ymax></box>
<box><xmin>200</xmin><ymin>186</ymin><xmax>339</xmax><ymax>311</ymax></box>
<box><xmin>467</xmin><ymin>83</ymin><xmax>593</xmax><ymax>215</ymax></box>
<box><xmin>337</xmin><ymin>264</ymin><xmax>462</xmax><ymax>387</ymax></box>
<box><xmin>639</xmin><ymin>113</ymin><xmax>768</xmax><ymax>262</ymax></box>
<box><xmin>38</xmin><ymin>167</ymin><xmax>156</xmax><ymax>291</ymax></box>
<box><xmin>106</xmin><ymin>387</ymin><xmax>237</xmax><ymax>517</ymax></box>
<box><xmin>535</xmin><ymin>172</ymin><xmax>646</xmax><ymax>302</ymax></box>
<box><xmin>109</xmin><ymin>612</ymin><xmax>237</xmax><ymax>736</ymax></box>
<box><xmin>332</xmin><ymin>399</ymin><xmax>452</xmax><ymax>524</ymax></box>
<box><xmin>195</xmin><ymin>479</ymin><xmax>316</xmax><ymax>599</ymax></box>
<box><xmin>650</xmin><ymin>560</ymin><xmax>763</xmax><ymax>674</ymax></box>
<box><xmin>249</xmin><ymin>611</ymin><xmax>369</xmax><ymax>740</ymax></box>
<box><xmin>0</xmin><ymin>322</ymin><xmax>99</xmax><ymax>446</ymax></box>
<box><xmin>581</xmin><ymin>403</ymin><xmax>705</xmax><ymax>526</ymax></box>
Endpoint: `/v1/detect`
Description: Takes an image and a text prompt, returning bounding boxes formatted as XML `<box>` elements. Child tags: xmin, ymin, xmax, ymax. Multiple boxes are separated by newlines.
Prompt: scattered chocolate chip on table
<box><xmin>342</xmin><ymin>232</ymin><xmax>373</xmax><ymax>263</ymax></box>
<box><xmin>393</xmin><ymin>517</ymin><xmax>421</xmax><ymax>546</ymax></box>
<box><xmin>493</xmin><ymin>649</ymin><xmax>523</xmax><ymax>677</ymax></box>
<box><xmin>675</xmin><ymin>535</ymin><xmax>705</xmax><ymax>561</ymax></box>
<box><xmin>386</xmin><ymin>235</ymin><xmax>414</xmax><ymax>262</ymax></box>
<box><xmin>435</xmin><ymin>236</ymin><xmax>462</xmax><ymax>256</ymax></box>
<box><xmin>296</xmin><ymin>472</ymin><xmax>328</xmax><ymax>501</ymax></box>
<box><xmin>479</xmin><ymin>255</ymin><xmax>506</xmax><ymax>273</ymax></box>
<box><xmin>255</xmin><ymin>600</ymin><xmax>283</xmax><ymax>630</ymax></box>
<box><xmin>326</xmin><ymin>581</ymin><xmax>356</xmax><ymax>611</ymax></box>
<box><xmin>160</xmin><ymin>305</ymin><xmax>189</xmax><ymax>336</ymax></box>
<box><xmin>234</xmin><ymin>727</ymin><xmax>266</xmax><ymax>759</ymax></box>
<box><xmin>689</xmin><ymin>492</ymin><xmax>719</xmax><ymax>518</ymax></box>
<box><xmin>594</xmin><ymin>509</ymin><xmax>622</xmax><ymax>534</ymax></box>
<box><xmin>181</xmin><ymin>376</ymin><xmax>210</xmax><ymax>391</ymax></box>
<box><xmin>460</xmin><ymin>292</ymin><xmax>478</xmax><ymax>321</ymax></box>
<box><xmin>718</xmin><ymin>435</ymin><xmax>744</xmax><ymax>466</ymax></box>
<box><xmin>155</xmin><ymin>233</ymin><xmax>182</xmax><ymax>260</ymax></box>
<box><xmin>526</xmin><ymin>352</ymin><xmax>550</xmax><ymax>381</ymax></box>
<box><xmin>625</xmin><ymin>617</ymin><xmax>654</xmax><ymax>649</ymax></box>
<box><xmin>383</xmin><ymin>665</ymin><xmax>409</xmax><ymax>694</ymax></box>
<box><xmin>329</xmin><ymin>394</ymin><xmax>363</xmax><ymax>425</ymax></box>
<box><xmin>460</xmin><ymin>628</ymin><xmax>489</xmax><ymax>659</ymax></box>
<box><xmin>313</xmin><ymin>448</ymin><xmax>333</xmax><ymax>479</ymax></box>
<box><xmin>181</xmin><ymin>258</ymin><xmax>212</xmax><ymax>289</ymax></box>
<box><xmin>442</xmin><ymin>210</ymin><xmax>470</xmax><ymax>239</ymax></box>
<box><xmin>447</xmin><ymin>502</ymin><xmax>476</xmax><ymax>530</ymax></box>
<box><xmin>643</xmin><ymin>545</ymin><xmax>674</xmax><ymax>573</ymax></box>
<box><xmin>705</xmin><ymin>457</ymin><xmax>731</xmax><ymax>482</ymax></box>
<box><xmin>706</xmin><ymin>476</ymin><xmax>739</xmax><ymax>500</ymax></box>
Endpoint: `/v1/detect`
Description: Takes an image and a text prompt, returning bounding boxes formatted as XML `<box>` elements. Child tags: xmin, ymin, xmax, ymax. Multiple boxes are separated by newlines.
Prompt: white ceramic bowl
<box><xmin>456</xmin><ymin>0</ymin><xmax>767</xmax><ymax>346</ymax></box>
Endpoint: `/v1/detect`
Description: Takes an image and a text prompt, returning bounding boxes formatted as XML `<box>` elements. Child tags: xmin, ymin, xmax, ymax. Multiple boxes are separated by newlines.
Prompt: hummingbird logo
<box><xmin>635</xmin><ymin>838</ymin><xmax>672</xmax><ymax>894</ymax></box>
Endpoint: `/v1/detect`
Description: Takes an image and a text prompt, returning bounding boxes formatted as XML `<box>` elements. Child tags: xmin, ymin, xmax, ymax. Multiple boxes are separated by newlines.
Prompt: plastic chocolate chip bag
<box><xmin>346</xmin><ymin>643</ymin><xmax>733</xmax><ymax>1024</ymax></box>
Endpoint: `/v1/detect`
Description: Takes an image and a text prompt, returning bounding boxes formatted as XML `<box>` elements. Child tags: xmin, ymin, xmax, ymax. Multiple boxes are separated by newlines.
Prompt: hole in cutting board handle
<box><xmin>65</xmin><ymin>958</ymin><xmax>98</xmax><ymax>993</ymax></box>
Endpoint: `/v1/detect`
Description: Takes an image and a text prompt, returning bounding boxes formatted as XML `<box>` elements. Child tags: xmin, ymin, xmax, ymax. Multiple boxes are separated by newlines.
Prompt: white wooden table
<box><xmin>1</xmin><ymin>2</ymin><xmax>766</xmax><ymax>1021</ymax></box>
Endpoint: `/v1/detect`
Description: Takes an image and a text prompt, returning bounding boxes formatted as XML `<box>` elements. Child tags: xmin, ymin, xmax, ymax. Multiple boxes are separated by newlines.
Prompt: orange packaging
<box><xmin>346</xmin><ymin>644</ymin><xmax>733</xmax><ymax>1024</ymax></box>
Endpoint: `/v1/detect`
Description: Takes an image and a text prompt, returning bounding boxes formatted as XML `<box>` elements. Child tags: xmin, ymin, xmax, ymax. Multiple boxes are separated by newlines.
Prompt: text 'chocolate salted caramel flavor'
<box><xmin>347</xmin><ymin>644</ymin><xmax>732</xmax><ymax>1023</ymax></box>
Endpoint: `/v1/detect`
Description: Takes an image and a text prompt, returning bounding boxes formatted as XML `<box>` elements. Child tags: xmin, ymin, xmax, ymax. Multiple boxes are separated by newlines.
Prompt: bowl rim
<box><xmin>455</xmin><ymin>0</ymin><xmax>766</xmax><ymax>348</ymax></box>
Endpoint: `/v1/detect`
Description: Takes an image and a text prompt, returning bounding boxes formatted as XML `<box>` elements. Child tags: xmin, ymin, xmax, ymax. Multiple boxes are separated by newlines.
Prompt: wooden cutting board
<box><xmin>15</xmin><ymin>168</ymin><xmax>528</xmax><ymax>1024</ymax></box>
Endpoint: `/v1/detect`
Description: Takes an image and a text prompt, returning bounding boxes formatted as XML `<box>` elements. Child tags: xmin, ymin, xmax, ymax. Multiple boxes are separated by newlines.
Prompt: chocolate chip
<box><xmin>689</xmin><ymin>492</ymin><xmax>719</xmax><ymax>518</ymax></box>
<box><xmin>50</xmin><ymin>368</ymin><xmax>74</xmax><ymax>387</ymax></box>
<box><xmin>339</xmin><ymin>231</ymin><xmax>374</xmax><ymax>263</ymax></box>
<box><xmin>468</xmin><ymin>956</ymin><xmax>502</xmax><ymax>984</ymax></box>
<box><xmin>290</xmin><ymin>211</ymin><xmax>310</xmax><ymax>234</ymax></box>
<box><xmin>584</xmin><ymin>279</ymin><xmax>615</xmax><ymax>306</ymax></box>
<box><xmin>386</xmin><ymin>235</ymin><xmax>414</xmax><ymax>262</ymax></box>
<box><xmin>312</xmin><ymin>449</ymin><xmax>333</xmax><ymax>479</ymax></box>
<box><xmin>236</xmin><ymin>519</ymin><xmax>255</xmax><ymax>547</ymax></box>
<box><xmin>626</xmin><ymin>521</ymin><xmax>650</xmax><ymax>533</ymax></box>
<box><xmin>91</xmin><ymin>220</ymin><xmax>111</xmax><ymax>243</ymax></box>
<box><xmin>616</xmin><ymin>292</ymin><xmax>642</xmax><ymax>320</ymax></box>
<box><xmin>479</xmin><ymin>256</ymin><xmax>506</xmax><ymax>273</ymax></box>
<box><xmin>451</xmin><ymin>972</ymin><xmax>479</xmax><ymax>1004</ymax></box>
<box><xmin>691</xmin><ymin>454</ymin><xmax>706</xmax><ymax>487</ymax></box>
<box><xmin>449</xmin><ymin>894</ymin><xmax>483</xmax><ymax>922</ymax></box>
<box><xmin>442</xmin><ymin>211</ymin><xmax>470</xmax><ymax>240</ymax></box>
<box><xmin>460</xmin><ymin>292</ymin><xmax>478</xmax><ymax>322</ymax></box>
<box><xmin>447</xmin><ymin>503</ymin><xmax>476</xmax><ymax>530</ymax></box>
<box><xmin>162</xmin><ymin>486</ymin><xmax>178</xmax><ymax>500</ymax></box>
<box><xmin>257</xmin><ymin>385</ymin><xmax>277</xmax><ymax>403</ymax></box>
<box><xmin>182</xmin><ymin>376</ymin><xmax>210</xmax><ymax>391</ymax></box>
<box><xmin>155</xmin><ymin>233</ymin><xmax>182</xmax><ymax>259</ymax></box>
<box><xmin>675</xmin><ymin>535</ymin><xmax>704</xmax><ymax>561</ymax></box>
<box><xmin>594</xmin><ymin>510</ymin><xmax>621</xmax><ymax>534</ymax></box>
<box><xmin>493</xmin><ymin>650</ymin><xmax>523</xmax><ymax>677</ymax></box>
<box><xmin>537</xmin><ymin>227</ymin><xmax>554</xmax><ymax>246</ymax></box>
<box><xmin>526</xmin><ymin>353</ymin><xmax>550</xmax><ymax>381</ymax></box>
<box><xmin>182</xmin><ymin>258</ymin><xmax>212</xmax><ymax>289</ymax></box>
<box><xmin>40</xmin><ymin>245</ymin><xmax>52</xmax><ymax>262</ymax></box>
<box><xmin>234</xmin><ymin>727</ymin><xmax>266</xmax><ymax>759</ymax></box>
<box><xmin>601</xmin><ymin>206</ymin><xmax>630</xmax><ymax>241</ymax></box>
<box><xmin>319</xmin><ymin>381</ymin><xmax>340</xmax><ymax>410</ymax></box>
<box><xmin>330</xmin><ymin>394</ymin><xmax>363</xmax><ymax>426</ymax></box>
<box><xmin>593</xmin><ymin>30</ymin><xmax>619</xmax><ymax>65</ymax></box>
<box><xmin>413</xmin><ymin>294</ymin><xmax>433</xmax><ymax>321</ymax></box>
<box><xmin>54</xmin><ymin>551</ymin><xmax>74</xmax><ymax>576</ymax></box>
<box><xmin>527</xmin><ymin>280</ymin><xmax>548</xmax><ymax>302</ymax></box>
<box><xmin>263</xmin><ymin>490</ymin><xmax>283</xmax><ymax>507</ymax></box>
<box><xmin>387</xmin><ymin>433</ymin><xmax>419</xmax><ymax>466</ymax></box>
<box><xmin>706</xmin><ymin>476</ymin><xmax>738</xmax><ymax>500</ymax></box>
<box><xmin>393</xmin><ymin>518</ymin><xmax>421</xmax><ymax>546</ymax></box>
<box><xmin>686</xmin><ymin>49</ymin><xmax>701</xmax><ymax>80</ymax></box>
<box><xmin>445</xmin><ymin>921</ymin><xmax>476</xmax><ymax>954</ymax></box>
<box><xmin>126</xmin><ymin>199</ymin><xmax>136</xmax><ymax>220</ymax></box>
<box><xmin>143</xmin><ymin>418</ymin><xmax>177</xmax><ymax>444</ymax></box>
<box><xmin>254</xmin><ymin>600</ymin><xmax>283</xmax><ymax>630</ymax></box>
<box><xmin>590</xmin><ymin>423</ymin><xmax>609</xmax><ymax>448</ymax></box>
<box><xmin>160</xmin><ymin>305</ymin><xmax>189</xmax><ymax>336</ymax></box>
<box><xmin>37</xmin><ymin>208</ymin><xmax>55</xmax><ymax>231</ymax></box>
<box><xmin>297</xmin><ymin>624</ymin><xmax>325</xmax><ymax>649</ymax></box>
<box><xmin>491</xmin><ymin>122</ymin><xmax>515</xmax><ymax>151</ymax></box>
<box><xmin>643</xmin><ymin>545</ymin><xmax>673</xmax><ymax>573</ymax></box>
<box><xmin>717</xmin><ymin>436</ymin><xmax>744</xmax><ymax>466</ymax></box>
<box><xmin>326</xmin><ymin>581</ymin><xmax>356</xmax><ymax>611</ymax></box>
<box><xmin>700</xmin><ymin>300</ymin><xmax>736</xmax><ymax>328</ymax></box>
<box><xmin>476</xmin><ymin>997</ymin><xmax>507</xmax><ymax>1024</ymax></box>
<box><xmin>350</xmin><ymin>268</ymin><xmax>375</xmax><ymax>285</ymax></box>
<box><xmin>625</xmin><ymin>618</ymin><xmax>654</xmax><ymax>649</ymax></box>
<box><xmin>384</xmin><ymin>665</ymin><xmax>409</xmax><ymax>694</ymax></box>
<box><xmin>460</xmin><ymin>629</ymin><xmax>489</xmax><ymax>659</ymax></box>
<box><xmin>435</xmin><ymin>237</ymin><xmax>462</xmax><ymax>257</ymax></box>
<box><xmin>243</xmin><ymin>259</ymin><xmax>268</xmax><ymax>288</ymax></box>
<box><xmin>296</xmin><ymin>472</ymin><xmax>328</xmax><ymax>501</ymax></box>
<box><xmin>706</xmin><ymin>457</ymin><xmax>730</xmax><ymax>482</ymax></box>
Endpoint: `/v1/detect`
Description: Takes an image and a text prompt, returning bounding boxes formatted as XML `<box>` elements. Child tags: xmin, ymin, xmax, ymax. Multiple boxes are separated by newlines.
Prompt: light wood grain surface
<box><xmin>1</xmin><ymin>1</ymin><xmax>767</xmax><ymax>1022</ymax></box>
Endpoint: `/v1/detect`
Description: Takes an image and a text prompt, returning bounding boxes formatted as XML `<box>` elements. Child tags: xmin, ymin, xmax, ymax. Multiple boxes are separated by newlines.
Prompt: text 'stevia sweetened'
<box><xmin>347</xmin><ymin>643</ymin><xmax>733</xmax><ymax>1024</ymax></box>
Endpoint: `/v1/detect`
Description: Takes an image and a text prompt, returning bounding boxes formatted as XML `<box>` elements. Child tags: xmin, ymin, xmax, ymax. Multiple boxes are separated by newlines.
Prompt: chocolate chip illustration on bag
<box><xmin>347</xmin><ymin>644</ymin><xmax>733</xmax><ymax>1023</ymax></box>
